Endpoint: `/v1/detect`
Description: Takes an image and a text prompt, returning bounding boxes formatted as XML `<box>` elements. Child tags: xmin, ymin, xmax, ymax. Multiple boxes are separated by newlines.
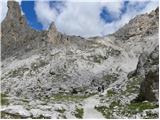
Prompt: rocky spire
<box><xmin>47</xmin><ymin>22</ymin><xmax>62</xmax><ymax>44</ymax></box>
<box><xmin>49</xmin><ymin>22</ymin><xmax>57</xmax><ymax>32</ymax></box>
<box><xmin>1</xmin><ymin>0</ymin><xmax>37</xmax><ymax>60</ymax></box>
<box><xmin>6</xmin><ymin>1</ymin><xmax>22</xmax><ymax>20</ymax></box>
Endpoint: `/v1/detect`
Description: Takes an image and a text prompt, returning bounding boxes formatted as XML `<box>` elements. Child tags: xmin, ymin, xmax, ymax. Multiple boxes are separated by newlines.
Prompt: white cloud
<box><xmin>34</xmin><ymin>1</ymin><xmax>58</xmax><ymax>29</ymax></box>
<box><xmin>34</xmin><ymin>0</ymin><xmax>158</xmax><ymax>38</ymax></box>
<box><xmin>56</xmin><ymin>2</ymin><xmax>105</xmax><ymax>37</ymax></box>
<box><xmin>140</xmin><ymin>1</ymin><xmax>159</xmax><ymax>14</ymax></box>
<box><xmin>102</xmin><ymin>1</ymin><xmax>159</xmax><ymax>35</ymax></box>
<box><xmin>0</xmin><ymin>1</ymin><xmax>8</xmax><ymax>23</ymax></box>
<box><xmin>34</xmin><ymin>1</ymin><xmax>124</xmax><ymax>37</ymax></box>
<box><xmin>1</xmin><ymin>0</ymin><xmax>158</xmax><ymax>37</ymax></box>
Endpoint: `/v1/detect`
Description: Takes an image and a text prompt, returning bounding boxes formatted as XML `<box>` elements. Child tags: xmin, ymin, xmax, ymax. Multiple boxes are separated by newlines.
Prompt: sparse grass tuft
<box><xmin>74</xmin><ymin>107</ymin><xmax>84</xmax><ymax>119</ymax></box>
<box><xmin>95</xmin><ymin>100</ymin><xmax>158</xmax><ymax>119</ymax></box>
<box><xmin>107</xmin><ymin>89</ymin><xmax>117</xmax><ymax>97</ymax></box>
<box><xmin>128</xmin><ymin>102</ymin><xmax>158</xmax><ymax>112</ymax></box>
<box><xmin>0</xmin><ymin>93</ymin><xmax>9</xmax><ymax>106</ymax></box>
<box><xmin>95</xmin><ymin>106</ymin><xmax>112</xmax><ymax>118</ymax></box>
<box><xmin>55</xmin><ymin>108</ymin><xmax>66</xmax><ymax>113</ymax></box>
<box><xmin>51</xmin><ymin>93</ymin><xmax>95</xmax><ymax>102</ymax></box>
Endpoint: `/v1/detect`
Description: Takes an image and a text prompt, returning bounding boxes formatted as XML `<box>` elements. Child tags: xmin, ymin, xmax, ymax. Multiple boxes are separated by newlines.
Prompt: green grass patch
<box><xmin>122</xmin><ymin>76</ymin><xmax>143</xmax><ymax>96</ymax></box>
<box><xmin>74</xmin><ymin>107</ymin><xmax>84</xmax><ymax>119</ymax></box>
<box><xmin>51</xmin><ymin>93</ymin><xmax>95</xmax><ymax>102</ymax></box>
<box><xmin>95</xmin><ymin>101</ymin><xmax>158</xmax><ymax>119</ymax></box>
<box><xmin>128</xmin><ymin>102</ymin><xmax>158</xmax><ymax>112</ymax></box>
<box><xmin>107</xmin><ymin>89</ymin><xmax>117</xmax><ymax>97</ymax></box>
<box><xmin>55</xmin><ymin>108</ymin><xmax>66</xmax><ymax>113</ymax></box>
<box><xmin>0</xmin><ymin>93</ymin><xmax>9</xmax><ymax>106</ymax></box>
<box><xmin>109</xmin><ymin>100</ymin><xmax>121</xmax><ymax>108</ymax></box>
<box><xmin>95</xmin><ymin>106</ymin><xmax>112</xmax><ymax>118</ymax></box>
<box><xmin>120</xmin><ymin>102</ymin><xmax>159</xmax><ymax>117</ymax></box>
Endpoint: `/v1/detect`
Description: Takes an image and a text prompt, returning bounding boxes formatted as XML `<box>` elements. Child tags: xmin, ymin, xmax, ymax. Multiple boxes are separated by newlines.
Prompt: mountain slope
<box><xmin>1</xmin><ymin>1</ymin><xmax>159</xmax><ymax>119</ymax></box>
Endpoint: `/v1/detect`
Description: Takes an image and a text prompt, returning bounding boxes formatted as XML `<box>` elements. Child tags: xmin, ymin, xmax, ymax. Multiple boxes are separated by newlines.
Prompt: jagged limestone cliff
<box><xmin>1</xmin><ymin>1</ymin><xmax>159</xmax><ymax>119</ymax></box>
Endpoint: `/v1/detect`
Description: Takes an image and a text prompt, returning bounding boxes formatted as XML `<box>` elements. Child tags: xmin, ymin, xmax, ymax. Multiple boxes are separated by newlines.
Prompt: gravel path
<box><xmin>83</xmin><ymin>94</ymin><xmax>105</xmax><ymax>119</ymax></box>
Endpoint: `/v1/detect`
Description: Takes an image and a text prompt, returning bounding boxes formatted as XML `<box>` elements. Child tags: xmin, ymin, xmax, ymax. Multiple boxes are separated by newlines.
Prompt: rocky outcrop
<box><xmin>1</xmin><ymin>1</ymin><xmax>47</xmax><ymax>60</ymax></box>
<box><xmin>114</xmin><ymin>7</ymin><xmax>159</xmax><ymax>41</ymax></box>
<box><xmin>133</xmin><ymin>46</ymin><xmax>159</xmax><ymax>102</ymax></box>
<box><xmin>47</xmin><ymin>22</ymin><xmax>62</xmax><ymax>44</ymax></box>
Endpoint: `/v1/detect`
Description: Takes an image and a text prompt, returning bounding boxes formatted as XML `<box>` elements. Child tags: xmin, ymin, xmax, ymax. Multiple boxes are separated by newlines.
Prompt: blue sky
<box><xmin>21</xmin><ymin>1</ymin><xmax>43</xmax><ymax>30</ymax></box>
<box><xmin>0</xmin><ymin>0</ymin><xmax>159</xmax><ymax>37</ymax></box>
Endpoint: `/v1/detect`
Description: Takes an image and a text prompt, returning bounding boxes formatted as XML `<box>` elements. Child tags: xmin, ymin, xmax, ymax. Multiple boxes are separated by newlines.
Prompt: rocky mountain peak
<box><xmin>49</xmin><ymin>22</ymin><xmax>57</xmax><ymax>32</ymax></box>
<box><xmin>6</xmin><ymin>1</ymin><xmax>21</xmax><ymax>20</ymax></box>
<box><xmin>114</xmin><ymin>7</ymin><xmax>159</xmax><ymax>41</ymax></box>
<box><xmin>1</xmin><ymin>1</ymin><xmax>43</xmax><ymax>60</ymax></box>
<box><xmin>47</xmin><ymin>21</ymin><xmax>62</xmax><ymax>44</ymax></box>
<box><xmin>3</xmin><ymin>1</ymin><xmax>28</xmax><ymax>28</ymax></box>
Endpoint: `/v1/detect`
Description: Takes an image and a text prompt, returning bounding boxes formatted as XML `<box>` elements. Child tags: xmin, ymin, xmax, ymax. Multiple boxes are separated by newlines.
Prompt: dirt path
<box><xmin>83</xmin><ymin>94</ymin><xmax>105</xmax><ymax>119</ymax></box>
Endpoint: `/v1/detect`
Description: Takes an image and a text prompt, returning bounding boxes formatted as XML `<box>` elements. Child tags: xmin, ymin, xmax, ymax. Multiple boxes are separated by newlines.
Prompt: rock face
<box><xmin>6</xmin><ymin>1</ymin><xmax>22</xmax><ymax>20</ymax></box>
<box><xmin>47</xmin><ymin>22</ymin><xmax>62</xmax><ymax>44</ymax></box>
<box><xmin>115</xmin><ymin>8</ymin><xmax>159</xmax><ymax>41</ymax></box>
<box><xmin>1</xmin><ymin>1</ymin><xmax>159</xmax><ymax>119</ymax></box>
<box><xmin>1</xmin><ymin>1</ymin><xmax>47</xmax><ymax>60</ymax></box>
<box><xmin>134</xmin><ymin>46</ymin><xmax>159</xmax><ymax>102</ymax></box>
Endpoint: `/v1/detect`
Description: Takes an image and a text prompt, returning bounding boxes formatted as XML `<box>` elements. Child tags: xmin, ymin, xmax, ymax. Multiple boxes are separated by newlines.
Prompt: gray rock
<box><xmin>134</xmin><ymin>46</ymin><xmax>159</xmax><ymax>102</ymax></box>
<box><xmin>1</xmin><ymin>105</ymin><xmax>31</xmax><ymax>118</ymax></box>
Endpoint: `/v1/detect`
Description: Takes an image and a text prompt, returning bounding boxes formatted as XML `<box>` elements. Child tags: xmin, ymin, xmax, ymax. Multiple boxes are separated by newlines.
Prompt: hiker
<box><xmin>102</xmin><ymin>85</ymin><xmax>104</xmax><ymax>93</ymax></box>
<box><xmin>98</xmin><ymin>86</ymin><xmax>101</xmax><ymax>93</ymax></box>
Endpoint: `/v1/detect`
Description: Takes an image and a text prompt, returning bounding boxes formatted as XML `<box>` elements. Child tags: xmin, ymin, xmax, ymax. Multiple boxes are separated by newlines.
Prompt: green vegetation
<box><xmin>0</xmin><ymin>93</ymin><xmax>9</xmax><ymax>106</ymax></box>
<box><xmin>74</xmin><ymin>107</ymin><xmax>84</xmax><ymax>119</ymax></box>
<box><xmin>121</xmin><ymin>102</ymin><xmax>159</xmax><ymax>117</ymax></box>
<box><xmin>95</xmin><ymin>100</ymin><xmax>158</xmax><ymax>119</ymax></box>
<box><xmin>107</xmin><ymin>89</ymin><xmax>117</xmax><ymax>97</ymax></box>
<box><xmin>109</xmin><ymin>100</ymin><xmax>122</xmax><ymax>108</ymax></box>
<box><xmin>95</xmin><ymin>100</ymin><xmax>122</xmax><ymax>118</ymax></box>
<box><xmin>122</xmin><ymin>76</ymin><xmax>143</xmax><ymax>96</ymax></box>
<box><xmin>55</xmin><ymin>108</ymin><xmax>66</xmax><ymax>113</ymax></box>
<box><xmin>51</xmin><ymin>93</ymin><xmax>95</xmax><ymax>102</ymax></box>
<box><xmin>95</xmin><ymin>106</ymin><xmax>112</xmax><ymax>118</ymax></box>
<box><xmin>128</xmin><ymin>102</ymin><xmax>158</xmax><ymax>112</ymax></box>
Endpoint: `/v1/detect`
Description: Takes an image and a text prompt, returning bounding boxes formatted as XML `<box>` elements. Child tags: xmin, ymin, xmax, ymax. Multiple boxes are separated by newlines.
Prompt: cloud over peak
<box><xmin>34</xmin><ymin>0</ymin><xmax>158</xmax><ymax>38</ymax></box>
<box><xmin>1</xmin><ymin>0</ymin><xmax>158</xmax><ymax>38</ymax></box>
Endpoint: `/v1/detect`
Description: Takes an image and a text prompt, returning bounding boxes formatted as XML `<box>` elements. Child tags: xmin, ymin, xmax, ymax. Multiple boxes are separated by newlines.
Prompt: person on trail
<box><xmin>102</xmin><ymin>85</ymin><xmax>104</xmax><ymax>93</ymax></box>
<box><xmin>98</xmin><ymin>86</ymin><xmax>101</xmax><ymax>94</ymax></box>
